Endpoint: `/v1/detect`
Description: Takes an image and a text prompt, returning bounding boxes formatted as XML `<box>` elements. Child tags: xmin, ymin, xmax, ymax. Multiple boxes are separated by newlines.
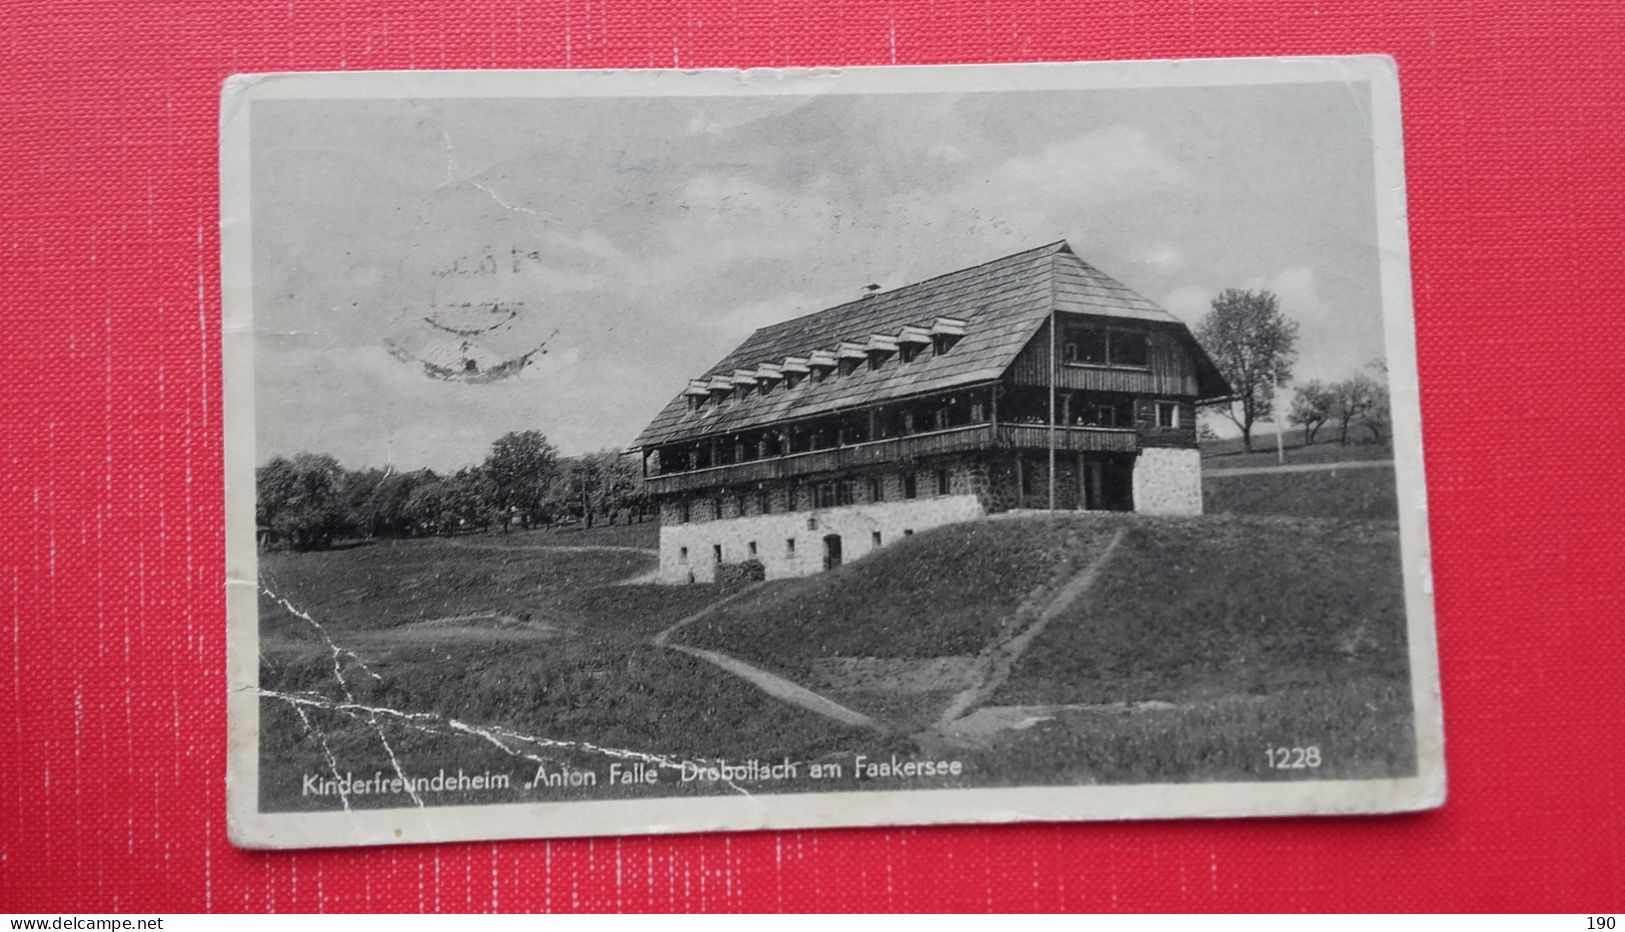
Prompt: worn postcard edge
<box><xmin>221</xmin><ymin>55</ymin><xmax>1445</xmax><ymax>850</ymax></box>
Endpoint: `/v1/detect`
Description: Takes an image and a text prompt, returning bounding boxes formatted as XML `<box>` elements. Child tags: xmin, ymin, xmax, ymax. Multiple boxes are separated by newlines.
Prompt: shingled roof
<box><xmin>629</xmin><ymin>241</ymin><xmax>1226</xmax><ymax>450</ymax></box>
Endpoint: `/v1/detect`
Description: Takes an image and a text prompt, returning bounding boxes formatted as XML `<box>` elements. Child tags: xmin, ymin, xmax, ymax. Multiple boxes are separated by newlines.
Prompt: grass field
<box><xmin>1202</xmin><ymin>431</ymin><xmax>1392</xmax><ymax>470</ymax></box>
<box><xmin>258</xmin><ymin>461</ymin><xmax>1416</xmax><ymax>808</ymax></box>
<box><xmin>1203</xmin><ymin>465</ymin><xmax>1399</xmax><ymax>520</ymax></box>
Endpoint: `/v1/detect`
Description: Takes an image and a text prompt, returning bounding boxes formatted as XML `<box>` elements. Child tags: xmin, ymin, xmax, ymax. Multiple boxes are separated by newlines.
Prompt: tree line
<box><xmin>1194</xmin><ymin>288</ymin><xmax>1390</xmax><ymax>451</ymax></box>
<box><xmin>256</xmin><ymin>430</ymin><xmax>648</xmax><ymax>551</ymax></box>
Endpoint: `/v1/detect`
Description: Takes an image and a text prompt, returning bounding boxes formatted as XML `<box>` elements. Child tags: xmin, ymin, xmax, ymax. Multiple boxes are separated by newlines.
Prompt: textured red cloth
<box><xmin>2</xmin><ymin>0</ymin><xmax>1622</xmax><ymax>913</ymax></box>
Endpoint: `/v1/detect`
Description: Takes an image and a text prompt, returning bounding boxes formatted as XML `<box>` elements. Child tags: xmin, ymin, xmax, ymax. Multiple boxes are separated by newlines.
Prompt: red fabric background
<box><xmin>2</xmin><ymin>0</ymin><xmax>1622</xmax><ymax>913</ymax></box>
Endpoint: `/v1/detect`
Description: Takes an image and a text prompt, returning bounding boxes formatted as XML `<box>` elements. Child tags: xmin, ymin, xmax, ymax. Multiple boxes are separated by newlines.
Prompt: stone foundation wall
<box><xmin>1133</xmin><ymin>447</ymin><xmax>1202</xmax><ymax>515</ymax></box>
<box><xmin>657</xmin><ymin>494</ymin><xmax>985</xmax><ymax>584</ymax></box>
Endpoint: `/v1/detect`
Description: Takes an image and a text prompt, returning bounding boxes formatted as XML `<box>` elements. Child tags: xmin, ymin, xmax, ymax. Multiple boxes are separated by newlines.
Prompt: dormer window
<box><xmin>929</xmin><ymin>317</ymin><xmax>967</xmax><ymax>355</ymax></box>
<box><xmin>780</xmin><ymin>356</ymin><xmax>810</xmax><ymax>390</ymax></box>
<box><xmin>836</xmin><ymin>342</ymin><xmax>866</xmax><ymax>377</ymax></box>
<box><xmin>807</xmin><ymin>350</ymin><xmax>837</xmax><ymax>382</ymax></box>
<box><xmin>896</xmin><ymin>326</ymin><xmax>930</xmax><ymax>363</ymax></box>
<box><xmin>684</xmin><ymin>379</ymin><xmax>711</xmax><ymax>412</ymax></box>
<box><xmin>864</xmin><ymin>334</ymin><xmax>897</xmax><ymax>371</ymax></box>
<box><xmin>707</xmin><ymin>375</ymin><xmax>735</xmax><ymax>406</ymax></box>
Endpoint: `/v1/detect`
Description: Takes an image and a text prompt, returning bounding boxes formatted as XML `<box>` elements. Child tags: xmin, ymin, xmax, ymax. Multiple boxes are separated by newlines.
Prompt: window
<box><xmin>1079</xmin><ymin>403</ymin><xmax>1123</xmax><ymax>428</ymax></box>
<box><xmin>1068</xmin><ymin>327</ymin><xmax>1149</xmax><ymax>368</ymax></box>
<box><xmin>839</xmin><ymin>358</ymin><xmax>860</xmax><ymax>377</ymax></box>
<box><xmin>679</xmin><ymin>546</ymin><xmax>689</xmax><ymax>563</ymax></box>
<box><xmin>712</xmin><ymin>497</ymin><xmax>723</xmax><ymax>520</ymax></box>
<box><xmin>1156</xmin><ymin>402</ymin><xmax>1180</xmax><ymax>429</ymax></box>
<box><xmin>903</xmin><ymin>528</ymin><xmax>914</xmax><ymax>537</ymax></box>
<box><xmin>815</xmin><ymin>483</ymin><xmax>837</xmax><ymax>509</ymax></box>
<box><xmin>748</xmin><ymin>541</ymin><xmax>758</xmax><ymax>557</ymax></box>
<box><xmin>936</xmin><ymin>469</ymin><xmax>952</xmax><ymax>495</ymax></box>
<box><xmin>970</xmin><ymin>401</ymin><xmax>985</xmax><ymax>422</ymax></box>
<box><xmin>757</xmin><ymin>490</ymin><xmax>772</xmax><ymax>515</ymax></box>
<box><xmin>1114</xmin><ymin>331</ymin><xmax>1149</xmax><ymax>367</ymax></box>
<box><xmin>903</xmin><ymin>472</ymin><xmax>918</xmax><ymax>500</ymax></box>
<box><xmin>867</xmin><ymin>354</ymin><xmax>883</xmax><ymax>372</ymax></box>
<box><xmin>871</xmin><ymin>531</ymin><xmax>882</xmax><ymax>548</ymax></box>
<box><xmin>689</xmin><ymin>395</ymin><xmax>707</xmax><ymax>412</ymax></box>
<box><xmin>679</xmin><ymin>500</ymin><xmax>691</xmax><ymax>524</ymax></box>
<box><xmin>1021</xmin><ymin>458</ymin><xmax>1036</xmax><ymax>496</ymax></box>
<box><xmin>784</xmin><ymin>373</ymin><xmax>800</xmax><ymax>390</ymax></box>
<box><xmin>1077</xmin><ymin>328</ymin><xmax>1108</xmax><ymax>364</ymax></box>
<box><xmin>899</xmin><ymin>344</ymin><xmax>920</xmax><ymax>363</ymax></box>
<box><xmin>866</xmin><ymin>477</ymin><xmax>883</xmax><ymax>502</ymax></box>
<box><xmin>837</xmin><ymin>480</ymin><xmax>855</xmax><ymax>506</ymax></box>
<box><xmin>786</xmin><ymin>538</ymin><xmax>796</xmax><ymax>556</ymax></box>
<box><xmin>713</xmin><ymin>544</ymin><xmax>723</xmax><ymax>564</ymax></box>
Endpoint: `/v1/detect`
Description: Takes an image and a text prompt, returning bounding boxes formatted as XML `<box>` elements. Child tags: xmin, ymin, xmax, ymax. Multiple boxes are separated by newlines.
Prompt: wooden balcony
<box><xmin>644</xmin><ymin>422</ymin><xmax>1139</xmax><ymax>495</ymax></box>
<box><xmin>644</xmin><ymin>424</ymin><xmax>996</xmax><ymax>495</ymax></box>
<box><xmin>997</xmin><ymin>424</ymin><xmax>1139</xmax><ymax>454</ymax></box>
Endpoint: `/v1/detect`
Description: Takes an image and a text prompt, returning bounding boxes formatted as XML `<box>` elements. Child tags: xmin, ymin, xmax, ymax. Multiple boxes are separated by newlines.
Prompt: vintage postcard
<box><xmin>222</xmin><ymin>57</ymin><xmax>1444</xmax><ymax>848</ymax></box>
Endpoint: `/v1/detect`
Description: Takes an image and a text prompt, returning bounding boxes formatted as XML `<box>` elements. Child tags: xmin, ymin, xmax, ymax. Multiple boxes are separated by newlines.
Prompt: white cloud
<box><xmin>1161</xmin><ymin>284</ymin><xmax>1212</xmax><ymax>326</ymax></box>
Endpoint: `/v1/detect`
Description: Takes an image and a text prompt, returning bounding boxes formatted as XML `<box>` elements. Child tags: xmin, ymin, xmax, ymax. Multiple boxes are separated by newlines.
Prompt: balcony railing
<box><xmin>997</xmin><ymin>424</ymin><xmax>1139</xmax><ymax>454</ymax></box>
<box><xmin>644</xmin><ymin>424</ymin><xmax>994</xmax><ymax>495</ymax></box>
<box><xmin>644</xmin><ymin>422</ymin><xmax>1139</xmax><ymax>495</ymax></box>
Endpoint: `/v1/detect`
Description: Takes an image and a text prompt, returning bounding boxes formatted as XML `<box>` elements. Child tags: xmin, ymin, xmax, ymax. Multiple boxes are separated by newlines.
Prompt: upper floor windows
<box><xmin>1065</xmin><ymin>327</ymin><xmax>1149</xmax><ymax>368</ymax></box>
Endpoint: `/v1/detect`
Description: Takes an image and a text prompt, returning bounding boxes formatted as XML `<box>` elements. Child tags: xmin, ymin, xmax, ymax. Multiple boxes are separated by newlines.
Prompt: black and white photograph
<box><xmin>221</xmin><ymin>57</ymin><xmax>1443</xmax><ymax>848</ymax></box>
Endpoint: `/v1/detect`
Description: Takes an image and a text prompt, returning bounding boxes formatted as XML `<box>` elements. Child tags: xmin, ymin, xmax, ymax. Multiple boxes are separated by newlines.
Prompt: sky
<box><xmin>250</xmin><ymin>79</ymin><xmax>1384</xmax><ymax>472</ymax></box>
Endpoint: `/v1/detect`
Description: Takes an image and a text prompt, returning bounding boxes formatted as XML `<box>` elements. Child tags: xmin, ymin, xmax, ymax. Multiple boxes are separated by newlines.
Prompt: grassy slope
<box><xmin>678</xmin><ymin>512</ymin><xmax>1416</xmax><ymax>780</ymax></box>
<box><xmin>678</xmin><ymin>519</ymin><xmax>1124</xmax><ymax>671</ymax></box>
<box><xmin>993</xmin><ymin>516</ymin><xmax>1409</xmax><ymax>704</ymax></box>
<box><xmin>1203</xmin><ymin>466</ymin><xmax>1399</xmax><ymax>521</ymax></box>
<box><xmin>258</xmin><ymin>538</ymin><xmax>864</xmax><ymax>810</ymax></box>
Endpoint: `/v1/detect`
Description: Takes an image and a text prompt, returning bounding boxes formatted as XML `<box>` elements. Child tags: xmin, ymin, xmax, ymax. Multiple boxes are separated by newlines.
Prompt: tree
<box><xmin>444</xmin><ymin>467</ymin><xmax>496</xmax><ymax>532</ymax></box>
<box><xmin>340</xmin><ymin>467</ymin><xmax>429</xmax><ymax>539</ymax></box>
<box><xmin>592</xmin><ymin>450</ymin><xmax>643</xmax><ymax>525</ymax></box>
<box><xmin>255</xmin><ymin>453</ymin><xmax>346</xmax><ymax>550</ymax></box>
<box><xmin>1330</xmin><ymin>372</ymin><xmax>1381</xmax><ymax>445</ymax></box>
<box><xmin>482</xmin><ymin>430</ymin><xmax>559</xmax><ymax>530</ymax></box>
<box><xmin>1360</xmin><ymin>360</ymin><xmax>1392</xmax><ymax>443</ymax></box>
<box><xmin>1288</xmin><ymin>380</ymin><xmax>1336</xmax><ymax>445</ymax></box>
<box><xmin>403</xmin><ymin>477</ymin><xmax>453</xmax><ymax>535</ymax></box>
<box><xmin>1195</xmin><ymin>288</ymin><xmax>1299</xmax><ymax>452</ymax></box>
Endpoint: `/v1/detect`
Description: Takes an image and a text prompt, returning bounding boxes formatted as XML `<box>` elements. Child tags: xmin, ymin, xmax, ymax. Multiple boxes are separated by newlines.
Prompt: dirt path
<box><xmin>652</xmin><ymin>582</ymin><xmax>884</xmax><ymax>730</ymax></box>
<box><xmin>936</xmin><ymin>527</ymin><xmax>1126</xmax><ymax>725</ymax></box>
<box><xmin>650</xmin><ymin>582</ymin><xmax>766</xmax><ymax>646</ymax></box>
<box><xmin>663</xmin><ymin>644</ymin><xmax>882</xmax><ymax>730</ymax></box>
<box><xmin>1203</xmin><ymin>459</ymin><xmax>1394</xmax><ymax>477</ymax></box>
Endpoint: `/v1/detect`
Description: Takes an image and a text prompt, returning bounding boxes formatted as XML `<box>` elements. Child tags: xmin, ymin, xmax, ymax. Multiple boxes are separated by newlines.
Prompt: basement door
<box><xmin>822</xmin><ymin>533</ymin><xmax>843</xmax><ymax>571</ymax></box>
<box><xmin>1082</xmin><ymin>453</ymin><xmax>1136</xmax><ymax>512</ymax></box>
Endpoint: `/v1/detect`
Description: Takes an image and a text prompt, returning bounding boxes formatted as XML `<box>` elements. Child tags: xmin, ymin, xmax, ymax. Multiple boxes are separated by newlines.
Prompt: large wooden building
<box><xmin>628</xmin><ymin>241</ymin><xmax>1231</xmax><ymax>583</ymax></box>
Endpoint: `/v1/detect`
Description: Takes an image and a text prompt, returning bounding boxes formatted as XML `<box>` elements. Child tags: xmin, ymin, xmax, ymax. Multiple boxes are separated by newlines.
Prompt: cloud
<box><xmin>1161</xmin><ymin>284</ymin><xmax>1213</xmax><ymax>326</ymax></box>
<box><xmin>974</xmin><ymin>125</ymin><xmax>1191</xmax><ymax>215</ymax></box>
